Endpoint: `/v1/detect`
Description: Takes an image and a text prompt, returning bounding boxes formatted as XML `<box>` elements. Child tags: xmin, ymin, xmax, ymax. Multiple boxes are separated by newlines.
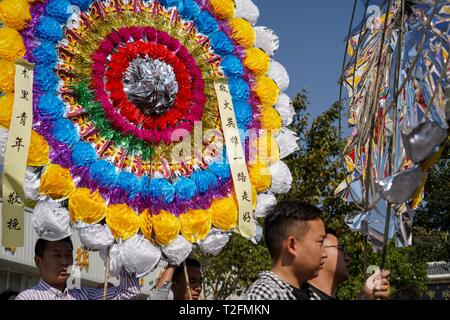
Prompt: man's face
<box><xmin>323</xmin><ymin>234</ymin><xmax>351</xmax><ymax>283</ymax></box>
<box><xmin>292</xmin><ymin>218</ymin><xmax>328</xmax><ymax>281</ymax></box>
<box><xmin>35</xmin><ymin>241</ymin><xmax>73</xmax><ymax>287</ymax></box>
<box><xmin>172</xmin><ymin>266</ymin><xmax>203</xmax><ymax>300</ymax></box>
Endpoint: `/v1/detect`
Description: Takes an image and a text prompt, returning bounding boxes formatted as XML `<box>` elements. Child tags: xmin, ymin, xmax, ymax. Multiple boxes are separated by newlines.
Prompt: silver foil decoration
<box><xmin>198</xmin><ymin>228</ymin><xmax>230</xmax><ymax>256</ymax></box>
<box><xmin>377</xmin><ymin>166</ymin><xmax>425</xmax><ymax>205</ymax></box>
<box><xmin>120</xmin><ymin>234</ymin><xmax>162</xmax><ymax>278</ymax></box>
<box><xmin>161</xmin><ymin>235</ymin><xmax>193</xmax><ymax>266</ymax></box>
<box><xmin>401</xmin><ymin>122</ymin><xmax>448</xmax><ymax>164</ymax></box>
<box><xmin>76</xmin><ymin>222</ymin><xmax>114</xmax><ymax>251</ymax></box>
<box><xmin>32</xmin><ymin>200</ymin><xmax>72</xmax><ymax>241</ymax></box>
<box><xmin>251</xmin><ymin>221</ymin><xmax>263</xmax><ymax>245</ymax></box>
<box><xmin>123</xmin><ymin>57</ymin><xmax>178</xmax><ymax>115</ymax></box>
<box><xmin>100</xmin><ymin>244</ymin><xmax>123</xmax><ymax>278</ymax></box>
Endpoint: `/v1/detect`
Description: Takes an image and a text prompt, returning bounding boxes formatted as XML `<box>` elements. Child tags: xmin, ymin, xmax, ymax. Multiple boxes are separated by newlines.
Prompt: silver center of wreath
<box><xmin>123</xmin><ymin>57</ymin><xmax>178</xmax><ymax>116</ymax></box>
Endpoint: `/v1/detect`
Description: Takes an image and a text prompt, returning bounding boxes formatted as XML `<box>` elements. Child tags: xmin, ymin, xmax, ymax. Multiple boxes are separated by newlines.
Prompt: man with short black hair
<box><xmin>148</xmin><ymin>258</ymin><xmax>203</xmax><ymax>300</ymax></box>
<box><xmin>246</xmin><ymin>200</ymin><xmax>328</xmax><ymax>300</ymax></box>
<box><xmin>15</xmin><ymin>237</ymin><xmax>140</xmax><ymax>300</ymax></box>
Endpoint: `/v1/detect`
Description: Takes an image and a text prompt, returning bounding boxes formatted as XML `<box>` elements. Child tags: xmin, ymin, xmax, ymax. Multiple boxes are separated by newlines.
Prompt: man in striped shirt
<box><xmin>15</xmin><ymin>237</ymin><xmax>140</xmax><ymax>300</ymax></box>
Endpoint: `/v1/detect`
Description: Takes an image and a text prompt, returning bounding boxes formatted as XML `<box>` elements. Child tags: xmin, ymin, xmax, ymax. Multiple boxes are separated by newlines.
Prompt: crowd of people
<box><xmin>2</xmin><ymin>200</ymin><xmax>391</xmax><ymax>300</ymax></box>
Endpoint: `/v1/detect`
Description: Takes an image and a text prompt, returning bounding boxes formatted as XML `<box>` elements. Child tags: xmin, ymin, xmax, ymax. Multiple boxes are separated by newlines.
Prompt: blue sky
<box><xmin>253</xmin><ymin>0</ymin><xmax>365</xmax><ymax>120</ymax></box>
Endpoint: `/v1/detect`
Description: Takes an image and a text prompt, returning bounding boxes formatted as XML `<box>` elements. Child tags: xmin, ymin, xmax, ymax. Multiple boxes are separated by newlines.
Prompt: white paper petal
<box><xmin>100</xmin><ymin>243</ymin><xmax>123</xmax><ymax>278</ymax></box>
<box><xmin>161</xmin><ymin>235</ymin><xmax>193</xmax><ymax>266</ymax></box>
<box><xmin>275</xmin><ymin>93</ymin><xmax>295</xmax><ymax>126</ymax></box>
<box><xmin>276</xmin><ymin>127</ymin><xmax>300</xmax><ymax>159</ymax></box>
<box><xmin>24</xmin><ymin>167</ymin><xmax>41</xmax><ymax>200</ymax></box>
<box><xmin>254</xmin><ymin>26</ymin><xmax>279</xmax><ymax>56</ymax></box>
<box><xmin>270</xmin><ymin>161</ymin><xmax>292</xmax><ymax>194</ymax></box>
<box><xmin>255</xmin><ymin>191</ymin><xmax>277</xmax><ymax>217</ymax></box>
<box><xmin>234</xmin><ymin>0</ymin><xmax>259</xmax><ymax>25</ymax></box>
<box><xmin>32</xmin><ymin>200</ymin><xmax>72</xmax><ymax>241</ymax></box>
<box><xmin>198</xmin><ymin>228</ymin><xmax>230</xmax><ymax>256</ymax></box>
<box><xmin>77</xmin><ymin>222</ymin><xmax>114</xmax><ymax>251</ymax></box>
<box><xmin>251</xmin><ymin>221</ymin><xmax>263</xmax><ymax>245</ymax></box>
<box><xmin>0</xmin><ymin>126</ymin><xmax>8</xmax><ymax>165</ymax></box>
<box><xmin>120</xmin><ymin>234</ymin><xmax>162</xmax><ymax>278</ymax></box>
<box><xmin>268</xmin><ymin>60</ymin><xmax>289</xmax><ymax>91</ymax></box>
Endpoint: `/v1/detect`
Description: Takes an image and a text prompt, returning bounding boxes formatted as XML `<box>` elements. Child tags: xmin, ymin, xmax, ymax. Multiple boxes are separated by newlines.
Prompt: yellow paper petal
<box><xmin>106</xmin><ymin>204</ymin><xmax>140</xmax><ymax>240</ymax></box>
<box><xmin>179</xmin><ymin>209</ymin><xmax>212</xmax><ymax>243</ymax></box>
<box><xmin>69</xmin><ymin>188</ymin><xmax>107</xmax><ymax>224</ymax></box>
<box><xmin>0</xmin><ymin>0</ymin><xmax>32</xmax><ymax>30</ymax></box>
<box><xmin>210</xmin><ymin>197</ymin><xmax>237</xmax><ymax>231</ymax></box>
<box><xmin>229</xmin><ymin>18</ymin><xmax>255</xmax><ymax>49</ymax></box>
<box><xmin>0</xmin><ymin>27</ymin><xmax>26</xmax><ymax>61</ymax></box>
<box><xmin>210</xmin><ymin>0</ymin><xmax>235</xmax><ymax>20</ymax></box>
<box><xmin>140</xmin><ymin>209</ymin><xmax>153</xmax><ymax>241</ymax></box>
<box><xmin>151</xmin><ymin>210</ymin><xmax>181</xmax><ymax>246</ymax></box>
<box><xmin>260</xmin><ymin>107</ymin><xmax>282</xmax><ymax>132</ymax></box>
<box><xmin>0</xmin><ymin>93</ymin><xmax>14</xmax><ymax>128</ymax></box>
<box><xmin>249</xmin><ymin>162</ymin><xmax>272</xmax><ymax>192</ymax></box>
<box><xmin>0</xmin><ymin>59</ymin><xmax>15</xmax><ymax>92</ymax></box>
<box><xmin>28</xmin><ymin>131</ymin><xmax>50</xmax><ymax>166</ymax></box>
<box><xmin>39</xmin><ymin>164</ymin><xmax>75</xmax><ymax>199</ymax></box>
<box><xmin>244</xmin><ymin>48</ymin><xmax>270</xmax><ymax>77</ymax></box>
<box><xmin>254</xmin><ymin>76</ymin><xmax>280</xmax><ymax>109</ymax></box>
<box><xmin>252</xmin><ymin>131</ymin><xmax>280</xmax><ymax>165</ymax></box>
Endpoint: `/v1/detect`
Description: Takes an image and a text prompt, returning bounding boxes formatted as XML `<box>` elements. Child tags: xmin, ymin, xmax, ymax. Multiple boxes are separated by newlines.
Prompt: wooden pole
<box><xmin>183</xmin><ymin>262</ymin><xmax>192</xmax><ymax>300</ymax></box>
<box><xmin>103</xmin><ymin>248</ymin><xmax>110</xmax><ymax>301</ymax></box>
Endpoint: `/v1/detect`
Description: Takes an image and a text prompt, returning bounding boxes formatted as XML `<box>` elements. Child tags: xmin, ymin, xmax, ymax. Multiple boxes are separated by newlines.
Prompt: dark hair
<box><xmin>35</xmin><ymin>237</ymin><xmax>73</xmax><ymax>258</ymax></box>
<box><xmin>0</xmin><ymin>289</ymin><xmax>19</xmax><ymax>300</ymax></box>
<box><xmin>264</xmin><ymin>200</ymin><xmax>322</xmax><ymax>260</ymax></box>
<box><xmin>173</xmin><ymin>258</ymin><xmax>201</xmax><ymax>281</ymax></box>
<box><xmin>325</xmin><ymin>228</ymin><xmax>338</xmax><ymax>238</ymax></box>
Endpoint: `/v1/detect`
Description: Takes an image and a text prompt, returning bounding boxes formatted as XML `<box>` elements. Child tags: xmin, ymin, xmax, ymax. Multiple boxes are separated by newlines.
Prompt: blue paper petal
<box><xmin>160</xmin><ymin>0</ymin><xmax>181</xmax><ymax>9</ymax></box>
<box><xmin>150</xmin><ymin>178</ymin><xmax>175</xmax><ymax>204</ymax></box>
<box><xmin>89</xmin><ymin>160</ymin><xmax>118</xmax><ymax>187</ymax></box>
<box><xmin>221</xmin><ymin>55</ymin><xmax>244</xmax><ymax>78</ymax></box>
<box><xmin>36</xmin><ymin>16</ymin><xmax>63</xmax><ymax>43</ymax></box>
<box><xmin>195</xmin><ymin>11</ymin><xmax>219</xmax><ymax>36</ymax></box>
<box><xmin>233</xmin><ymin>99</ymin><xmax>253</xmax><ymax>128</ymax></box>
<box><xmin>117</xmin><ymin>172</ymin><xmax>139</xmax><ymax>198</ymax></box>
<box><xmin>191</xmin><ymin>170</ymin><xmax>218</xmax><ymax>194</ymax></box>
<box><xmin>208</xmin><ymin>162</ymin><xmax>231</xmax><ymax>181</ymax></box>
<box><xmin>181</xmin><ymin>0</ymin><xmax>200</xmax><ymax>21</ymax></box>
<box><xmin>68</xmin><ymin>0</ymin><xmax>93</xmax><ymax>11</ymax></box>
<box><xmin>37</xmin><ymin>93</ymin><xmax>65</xmax><ymax>119</ymax></box>
<box><xmin>45</xmin><ymin>0</ymin><xmax>72</xmax><ymax>24</ymax></box>
<box><xmin>229</xmin><ymin>78</ymin><xmax>250</xmax><ymax>101</ymax></box>
<box><xmin>32</xmin><ymin>42</ymin><xmax>57</xmax><ymax>66</ymax></box>
<box><xmin>210</xmin><ymin>31</ymin><xmax>234</xmax><ymax>55</ymax></box>
<box><xmin>174</xmin><ymin>176</ymin><xmax>197</xmax><ymax>201</ymax></box>
<box><xmin>34</xmin><ymin>66</ymin><xmax>59</xmax><ymax>93</ymax></box>
<box><xmin>71</xmin><ymin>142</ymin><xmax>97</xmax><ymax>167</ymax></box>
<box><xmin>52</xmin><ymin>118</ymin><xmax>79</xmax><ymax>146</ymax></box>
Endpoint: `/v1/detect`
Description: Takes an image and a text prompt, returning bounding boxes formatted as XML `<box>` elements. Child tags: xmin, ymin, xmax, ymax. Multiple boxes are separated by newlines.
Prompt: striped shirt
<box><xmin>15</xmin><ymin>268</ymin><xmax>140</xmax><ymax>300</ymax></box>
<box><xmin>245</xmin><ymin>271</ymin><xmax>321</xmax><ymax>300</ymax></box>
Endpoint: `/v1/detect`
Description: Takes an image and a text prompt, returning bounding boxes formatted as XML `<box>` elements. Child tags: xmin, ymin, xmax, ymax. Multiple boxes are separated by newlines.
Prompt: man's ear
<box><xmin>286</xmin><ymin>236</ymin><xmax>297</xmax><ymax>256</ymax></box>
<box><xmin>34</xmin><ymin>256</ymin><xmax>42</xmax><ymax>273</ymax></box>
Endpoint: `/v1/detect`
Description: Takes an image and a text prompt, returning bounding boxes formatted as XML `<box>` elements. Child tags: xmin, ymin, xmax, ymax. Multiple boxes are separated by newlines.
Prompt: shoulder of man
<box><xmin>15</xmin><ymin>287</ymin><xmax>38</xmax><ymax>300</ymax></box>
<box><xmin>245</xmin><ymin>272</ymin><xmax>290</xmax><ymax>300</ymax></box>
